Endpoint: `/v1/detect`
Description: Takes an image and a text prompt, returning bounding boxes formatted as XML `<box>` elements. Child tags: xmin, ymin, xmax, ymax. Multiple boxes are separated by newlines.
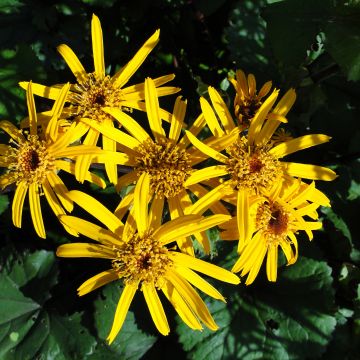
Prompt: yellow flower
<box><xmin>223</xmin><ymin>179</ymin><xmax>330</xmax><ymax>284</ymax></box>
<box><xmin>0</xmin><ymin>83</ymin><xmax>129</xmax><ymax>238</ymax></box>
<box><xmin>100</xmin><ymin>77</ymin><xmax>237</xmax><ymax>255</ymax></box>
<box><xmin>56</xmin><ymin>173</ymin><xmax>239</xmax><ymax>344</ymax></box>
<box><xmin>19</xmin><ymin>14</ymin><xmax>179</xmax><ymax>184</ymax></box>
<box><xmin>229</xmin><ymin>69</ymin><xmax>273</xmax><ymax>129</ymax></box>
<box><xmin>185</xmin><ymin>87</ymin><xmax>336</xmax><ymax>249</ymax></box>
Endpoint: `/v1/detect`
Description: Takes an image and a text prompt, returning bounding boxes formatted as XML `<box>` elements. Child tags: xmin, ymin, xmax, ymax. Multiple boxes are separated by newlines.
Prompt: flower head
<box><xmin>0</xmin><ymin>83</ymin><xmax>127</xmax><ymax>238</ymax></box>
<box><xmin>56</xmin><ymin>173</ymin><xmax>239</xmax><ymax>343</ymax></box>
<box><xmin>19</xmin><ymin>14</ymin><xmax>179</xmax><ymax>184</ymax></box>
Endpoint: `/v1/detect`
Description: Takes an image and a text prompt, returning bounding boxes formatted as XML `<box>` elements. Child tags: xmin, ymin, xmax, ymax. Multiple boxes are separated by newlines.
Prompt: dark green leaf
<box><xmin>0</xmin><ymin>194</ymin><xmax>9</xmax><ymax>215</ymax></box>
<box><xmin>177</xmin><ymin>257</ymin><xmax>336</xmax><ymax>359</ymax></box>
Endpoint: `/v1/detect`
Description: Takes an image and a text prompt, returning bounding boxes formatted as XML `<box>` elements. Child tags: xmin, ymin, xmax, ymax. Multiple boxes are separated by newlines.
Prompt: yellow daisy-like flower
<box><xmin>228</xmin><ymin>69</ymin><xmax>272</xmax><ymax>129</ymax></box>
<box><xmin>222</xmin><ymin>179</ymin><xmax>330</xmax><ymax>284</ymax></box>
<box><xmin>0</xmin><ymin>83</ymin><xmax>129</xmax><ymax>238</ymax></box>
<box><xmin>19</xmin><ymin>14</ymin><xmax>179</xmax><ymax>184</ymax></box>
<box><xmin>97</xmin><ymin>77</ymin><xmax>238</xmax><ymax>255</ymax></box>
<box><xmin>185</xmin><ymin>88</ymin><xmax>337</xmax><ymax>249</ymax></box>
<box><xmin>56</xmin><ymin>173</ymin><xmax>239</xmax><ymax>343</ymax></box>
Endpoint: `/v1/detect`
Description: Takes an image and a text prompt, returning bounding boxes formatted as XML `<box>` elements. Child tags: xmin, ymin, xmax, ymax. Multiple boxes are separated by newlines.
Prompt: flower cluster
<box><xmin>0</xmin><ymin>15</ymin><xmax>336</xmax><ymax>344</ymax></box>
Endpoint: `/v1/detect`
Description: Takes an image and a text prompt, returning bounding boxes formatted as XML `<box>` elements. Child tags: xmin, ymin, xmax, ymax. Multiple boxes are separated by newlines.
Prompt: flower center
<box><xmin>70</xmin><ymin>73</ymin><xmax>123</xmax><ymax>121</ymax></box>
<box><xmin>226</xmin><ymin>136</ymin><xmax>282</xmax><ymax>194</ymax></box>
<box><xmin>234</xmin><ymin>97</ymin><xmax>261</xmax><ymax>127</ymax></box>
<box><xmin>111</xmin><ymin>231</ymin><xmax>172</xmax><ymax>286</ymax></box>
<box><xmin>135</xmin><ymin>139</ymin><xmax>192</xmax><ymax>198</ymax></box>
<box><xmin>6</xmin><ymin>135</ymin><xmax>54</xmax><ymax>185</ymax></box>
<box><xmin>256</xmin><ymin>202</ymin><xmax>290</xmax><ymax>244</ymax></box>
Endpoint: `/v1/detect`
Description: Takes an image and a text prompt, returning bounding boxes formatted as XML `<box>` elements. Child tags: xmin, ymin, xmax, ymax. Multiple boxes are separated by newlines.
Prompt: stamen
<box><xmin>226</xmin><ymin>136</ymin><xmax>282</xmax><ymax>194</ymax></box>
<box><xmin>111</xmin><ymin>231</ymin><xmax>172</xmax><ymax>286</ymax></box>
<box><xmin>135</xmin><ymin>139</ymin><xmax>192</xmax><ymax>198</ymax></box>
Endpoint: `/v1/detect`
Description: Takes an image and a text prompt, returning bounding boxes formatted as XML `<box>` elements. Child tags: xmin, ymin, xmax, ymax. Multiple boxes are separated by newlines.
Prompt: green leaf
<box><xmin>324</xmin><ymin>22</ymin><xmax>360</xmax><ymax>81</ymax></box>
<box><xmin>0</xmin><ymin>250</ymin><xmax>96</xmax><ymax>359</ymax></box>
<box><xmin>0</xmin><ymin>194</ymin><xmax>9</xmax><ymax>215</ymax></box>
<box><xmin>321</xmin><ymin>207</ymin><xmax>352</xmax><ymax>242</ymax></box>
<box><xmin>92</xmin><ymin>282</ymin><xmax>157</xmax><ymax>360</ymax></box>
<box><xmin>177</xmin><ymin>257</ymin><xmax>336</xmax><ymax>359</ymax></box>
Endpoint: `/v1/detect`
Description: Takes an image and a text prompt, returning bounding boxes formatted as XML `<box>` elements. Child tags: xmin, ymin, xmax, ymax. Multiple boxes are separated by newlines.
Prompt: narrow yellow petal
<box><xmin>78</xmin><ymin>269</ymin><xmax>119</xmax><ymax>296</ymax></box>
<box><xmin>12</xmin><ymin>181</ymin><xmax>28</xmax><ymax>228</ymax></box>
<box><xmin>176</xmin><ymin>266</ymin><xmax>225</xmax><ymax>302</ymax></box>
<box><xmin>280</xmin><ymin>240</ymin><xmax>295</xmax><ymax>265</ymax></box>
<box><xmin>114</xmin><ymin>191</ymin><xmax>134</xmax><ymax>220</ymax></box>
<box><xmin>248</xmin><ymin>89</ymin><xmax>279</xmax><ymax>145</ymax></box>
<box><xmin>67</xmin><ymin>190</ymin><xmax>124</xmax><ymax>235</ymax></box>
<box><xmin>91</xmin><ymin>14</ymin><xmax>105</xmax><ymax>79</ymax></box>
<box><xmin>184</xmin><ymin>165</ymin><xmax>228</xmax><ymax>187</ymax></box>
<box><xmin>60</xmin><ymin>215</ymin><xmax>122</xmax><ymax>246</ymax></box>
<box><xmin>107</xmin><ymin>283</ymin><xmax>138</xmax><ymax>344</ymax></box>
<box><xmin>112</xmin><ymin>29</ymin><xmax>160</xmax><ymax>88</ymax></box>
<box><xmin>245</xmin><ymin>244</ymin><xmax>268</xmax><ymax>285</ymax></box>
<box><xmin>235</xmin><ymin>69</ymin><xmax>248</xmax><ymax>95</ymax></box>
<box><xmin>283</xmin><ymin>162</ymin><xmax>337</xmax><ymax>181</ymax></box>
<box><xmin>270</xmin><ymin>134</ymin><xmax>331</xmax><ymax>158</ymax></box>
<box><xmin>199</xmin><ymin>97</ymin><xmax>224</xmax><ymax>137</ymax></box>
<box><xmin>266</xmin><ymin>245</ymin><xmax>278</xmax><ymax>282</ymax></box>
<box><xmin>102</xmin><ymin>119</ymin><xmax>118</xmax><ymax>185</ymax></box>
<box><xmin>103</xmin><ymin>107</ymin><xmax>151</xmax><ymax>143</ymax></box>
<box><xmin>148</xmin><ymin>195</ymin><xmax>165</xmax><ymax>229</ymax></box>
<box><xmin>0</xmin><ymin>120</ymin><xmax>25</xmax><ymax>144</ymax></box>
<box><xmin>29</xmin><ymin>183</ymin><xmax>45</xmax><ymax>238</ymax></box>
<box><xmin>46</xmin><ymin>171</ymin><xmax>73</xmax><ymax>212</ymax></box>
<box><xmin>178</xmin><ymin>114</ymin><xmax>205</xmax><ymax>148</ymax></box>
<box><xmin>0</xmin><ymin>173</ymin><xmax>16</xmax><ymax>189</ymax></box>
<box><xmin>161</xmin><ymin>281</ymin><xmax>203</xmax><ymax>330</ymax></box>
<box><xmin>145</xmin><ymin>77</ymin><xmax>166</xmax><ymax>141</ymax></box>
<box><xmin>166</xmin><ymin>270</ymin><xmax>218</xmax><ymax>331</ymax></box>
<box><xmin>134</xmin><ymin>172</ymin><xmax>150</xmax><ymax>236</ymax></box>
<box><xmin>142</xmin><ymin>282</ymin><xmax>170</xmax><ymax>335</ymax></box>
<box><xmin>155</xmin><ymin>214</ymin><xmax>231</xmax><ymax>245</ymax></box>
<box><xmin>19</xmin><ymin>81</ymin><xmax>63</xmax><ymax>101</ymax></box>
<box><xmin>169</xmin><ymin>97</ymin><xmax>187</xmax><ymax>143</ymax></box>
<box><xmin>208</xmin><ymin>87</ymin><xmax>236</xmax><ymax>132</ymax></box>
<box><xmin>116</xmin><ymin>171</ymin><xmax>138</xmax><ymax>193</ymax></box>
<box><xmin>172</xmin><ymin>252</ymin><xmax>240</xmax><ymax>284</ymax></box>
<box><xmin>272</xmin><ymin>88</ymin><xmax>296</xmax><ymax>116</ymax></box>
<box><xmin>123</xmin><ymin>206</ymin><xmax>136</xmax><ymax>242</ymax></box>
<box><xmin>121</xmin><ymin>74</ymin><xmax>176</xmax><ymax>94</ymax></box>
<box><xmin>26</xmin><ymin>81</ymin><xmax>37</xmax><ymax>136</ymax></box>
<box><xmin>258</xmin><ymin>80</ymin><xmax>272</xmax><ymax>98</ymax></box>
<box><xmin>185</xmin><ymin>130</ymin><xmax>228</xmax><ymax>163</ymax></box>
<box><xmin>247</xmin><ymin>73</ymin><xmax>256</xmax><ymax>97</ymax></box>
<box><xmin>42</xmin><ymin>179</ymin><xmax>78</xmax><ymax>237</ymax></box>
<box><xmin>46</xmin><ymin>83</ymin><xmax>70</xmax><ymax>143</ymax></box>
<box><xmin>57</xmin><ymin>44</ymin><xmax>87</xmax><ymax>84</ymax></box>
<box><xmin>237</xmin><ymin>188</ymin><xmax>252</xmax><ymax>253</ymax></box>
<box><xmin>56</xmin><ymin>243</ymin><xmax>114</xmax><ymax>258</ymax></box>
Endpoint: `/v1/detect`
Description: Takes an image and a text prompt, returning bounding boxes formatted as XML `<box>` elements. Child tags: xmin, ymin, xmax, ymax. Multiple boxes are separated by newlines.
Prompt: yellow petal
<box><xmin>200</xmin><ymin>97</ymin><xmax>224</xmax><ymax>137</ymax></box>
<box><xmin>114</xmin><ymin>191</ymin><xmax>134</xmax><ymax>220</ymax></box>
<box><xmin>208</xmin><ymin>87</ymin><xmax>236</xmax><ymax>132</ymax></box>
<box><xmin>145</xmin><ymin>77</ymin><xmax>166</xmax><ymax>141</ymax></box>
<box><xmin>172</xmin><ymin>252</ymin><xmax>240</xmax><ymax>284</ymax></box>
<box><xmin>176</xmin><ymin>266</ymin><xmax>225</xmax><ymax>302</ymax></box>
<box><xmin>29</xmin><ymin>183</ymin><xmax>45</xmax><ymax>238</ymax></box>
<box><xmin>112</xmin><ymin>29</ymin><xmax>160</xmax><ymax>88</ymax></box>
<box><xmin>134</xmin><ymin>172</ymin><xmax>150</xmax><ymax>236</ymax></box>
<box><xmin>56</xmin><ymin>243</ymin><xmax>114</xmax><ymax>258</ymax></box>
<box><xmin>184</xmin><ymin>165</ymin><xmax>228</xmax><ymax>187</ymax></box>
<box><xmin>258</xmin><ymin>80</ymin><xmax>272</xmax><ymax>98</ymax></box>
<box><xmin>247</xmin><ymin>73</ymin><xmax>256</xmax><ymax>97</ymax></box>
<box><xmin>103</xmin><ymin>107</ymin><xmax>151</xmax><ymax>143</ymax></box>
<box><xmin>272</xmin><ymin>88</ymin><xmax>296</xmax><ymax>116</ymax></box>
<box><xmin>142</xmin><ymin>282</ymin><xmax>170</xmax><ymax>335</ymax></box>
<box><xmin>178</xmin><ymin>114</ymin><xmax>206</xmax><ymax>148</ymax></box>
<box><xmin>12</xmin><ymin>181</ymin><xmax>28</xmax><ymax>228</ymax></box>
<box><xmin>78</xmin><ymin>269</ymin><xmax>119</xmax><ymax>296</ymax></box>
<box><xmin>42</xmin><ymin>179</ymin><xmax>78</xmax><ymax>237</ymax></box>
<box><xmin>121</xmin><ymin>74</ymin><xmax>175</xmax><ymax>94</ymax></box>
<box><xmin>266</xmin><ymin>244</ymin><xmax>278</xmax><ymax>282</ymax></box>
<box><xmin>235</xmin><ymin>69</ymin><xmax>248</xmax><ymax>96</ymax></box>
<box><xmin>91</xmin><ymin>14</ymin><xmax>105</xmax><ymax>79</ymax></box>
<box><xmin>19</xmin><ymin>82</ymin><xmax>64</xmax><ymax>101</ymax></box>
<box><xmin>26</xmin><ymin>81</ymin><xmax>37</xmax><ymax>136</ymax></box>
<box><xmin>185</xmin><ymin>130</ymin><xmax>228</xmax><ymax>163</ymax></box>
<box><xmin>0</xmin><ymin>120</ymin><xmax>25</xmax><ymax>144</ymax></box>
<box><xmin>115</xmin><ymin>171</ymin><xmax>138</xmax><ymax>193</ymax></box>
<box><xmin>154</xmin><ymin>214</ymin><xmax>231</xmax><ymax>245</ymax></box>
<box><xmin>102</xmin><ymin>119</ymin><xmax>118</xmax><ymax>185</ymax></box>
<box><xmin>248</xmin><ymin>89</ymin><xmax>279</xmax><ymax>146</ymax></box>
<box><xmin>60</xmin><ymin>215</ymin><xmax>122</xmax><ymax>246</ymax></box>
<box><xmin>57</xmin><ymin>44</ymin><xmax>87</xmax><ymax>84</ymax></box>
<box><xmin>166</xmin><ymin>270</ymin><xmax>218</xmax><ymax>331</ymax></box>
<box><xmin>270</xmin><ymin>134</ymin><xmax>331</xmax><ymax>158</ymax></box>
<box><xmin>245</xmin><ymin>243</ymin><xmax>268</xmax><ymax>285</ymax></box>
<box><xmin>148</xmin><ymin>195</ymin><xmax>165</xmax><ymax>229</ymax></box>
<box><xmin>67</xmin><ymin>190</ymin><xmax>124</xmax><ymax>235</ymax></box>
<box><xmin>169</xmin><ymin>96</ymin><xmax>187</xmax><ymax>143</ymax></box>
<box><xmin>107</xmin><ymin>283</ymin><xmax>138</xmax><ymax>344</ymax></box>
<box><xmin>237</xmin><ymin>188</ymin><xmax>251</xmax><ymax>252</ymax></box>
<box><xmin>161</xmin><ymin>281</ymin><xmax>203</xmax><ymax>330</ymax></box>
<box><xmin>283</xmin><ymin>162</ymin><xmax>337</xmax><ymax>181</ymax></box>
<box><xmin>47</xmin><ymin>171</ymin><xmax>73</xmax><ymax>212</ymax></box>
